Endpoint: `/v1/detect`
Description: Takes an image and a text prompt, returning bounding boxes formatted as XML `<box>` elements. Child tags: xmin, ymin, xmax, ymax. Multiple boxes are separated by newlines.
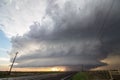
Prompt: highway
<box><xmin>0</xmin><ymin>72</ymin><xmax>76</xmax><ymax>80</ymax></box>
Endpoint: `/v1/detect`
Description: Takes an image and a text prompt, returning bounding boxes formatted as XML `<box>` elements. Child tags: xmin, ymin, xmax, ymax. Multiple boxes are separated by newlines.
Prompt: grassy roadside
<box><xmin>71</xmin><ymin>72</ymin><xmax>93</xmax><ymax>80</ymax></box>
<box><xmin>71</xmin><ymin>71</ymin><xmax>112</xmax><ymax>80</ymax></box>
<box><xmin>0</xmin><ymin>71</ymin><xmax>9</xmax><ymax>78</ymax></box>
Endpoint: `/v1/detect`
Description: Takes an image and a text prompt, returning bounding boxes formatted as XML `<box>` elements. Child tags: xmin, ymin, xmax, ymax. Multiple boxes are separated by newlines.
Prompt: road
<box><xmin>0</xmin><ymin>72</ymin><xmax>76</xmax><ymax>80</ymax></box>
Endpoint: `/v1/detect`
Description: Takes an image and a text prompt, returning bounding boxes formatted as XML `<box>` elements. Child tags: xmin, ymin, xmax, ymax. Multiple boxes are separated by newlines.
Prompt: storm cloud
<box><xmin>10</xmin><ymin>0</ymin><xmax>120</xmax><ymax>70</ymax></box>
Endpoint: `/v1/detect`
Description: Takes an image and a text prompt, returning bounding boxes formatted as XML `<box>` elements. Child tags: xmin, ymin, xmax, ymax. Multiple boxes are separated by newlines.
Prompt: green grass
<box><xmin>72</xmin><ymin>72</ymin><xmax>93</xmax><ymax>80</ymax></box>
<box><xmin>71</xmin><ymin>71</ymin><xmax>112</xmax><ymax>80</ymax></box>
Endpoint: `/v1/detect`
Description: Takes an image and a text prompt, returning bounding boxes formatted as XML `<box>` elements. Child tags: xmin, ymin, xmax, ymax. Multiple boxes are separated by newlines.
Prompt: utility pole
<box><xmin>8</xmin><ymin>52</ymin><xmax>18</xmax><ymax>75</ymax></box>
<box><xmin>108</xmin><ymin>70</ymin><xmax>113</xmax><ymax>80</ymax></box>
<box><xmin>81</xmin><ymin>64</ymin><xmax>84</xmax><ymax>72</ymax></box>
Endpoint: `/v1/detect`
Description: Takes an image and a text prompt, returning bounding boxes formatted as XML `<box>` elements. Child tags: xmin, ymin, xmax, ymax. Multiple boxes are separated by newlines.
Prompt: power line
<box><xmin>90</xmin><ymin>0</ymin><xmax>115</xmax><ymax>46</ymax></box>
<box><xmin>97</xmin><ymin>0</ymin><xmax>115</xmax><ymax>44</ymax></box>
<box><xmin>85</xmin><ymin>0</ymin><xmax>115</xmax><ymax>57</ymax></box>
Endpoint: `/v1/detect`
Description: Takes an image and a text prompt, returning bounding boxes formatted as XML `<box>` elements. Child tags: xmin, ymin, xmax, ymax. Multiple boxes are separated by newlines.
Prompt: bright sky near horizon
<box><xmin>0</xmin><ymin>0</ymin><xmax>120</xmax><ymax>71</ymax></box>
<box><xmin>0</xmin><ymin>0</ymin><xmax>46</xmax><ymax>71</ymax></box>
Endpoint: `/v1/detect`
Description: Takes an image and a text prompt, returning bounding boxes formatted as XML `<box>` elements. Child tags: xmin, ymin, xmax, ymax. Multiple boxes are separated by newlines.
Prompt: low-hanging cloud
<box><xmin>10</xmin><ymin>0</ymin><xmax>120</xmax><ymax>70</ymax></box>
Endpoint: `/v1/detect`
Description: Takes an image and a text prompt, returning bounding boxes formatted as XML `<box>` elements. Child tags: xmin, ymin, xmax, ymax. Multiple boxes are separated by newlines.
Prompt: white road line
<box><xmin>61</xmin><ymin>74</ymin><xmax>73</xmax><ymax>80</ymax></box>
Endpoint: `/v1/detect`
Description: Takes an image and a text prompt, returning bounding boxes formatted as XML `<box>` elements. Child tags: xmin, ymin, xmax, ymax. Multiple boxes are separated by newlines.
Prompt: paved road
<box><xmin>43</xmin><ymin>72</ymin><xmax>76</xmax><ymax>80</ymax></box>
<box><xmin>0</xmin><ymin>72</ymin><xmax>76</xmax><ymax>80</ymax></box>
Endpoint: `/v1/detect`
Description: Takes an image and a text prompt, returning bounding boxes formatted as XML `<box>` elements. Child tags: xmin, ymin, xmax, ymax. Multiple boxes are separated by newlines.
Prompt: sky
<box><xmin>0</xmin><ymin>30</ymin><xmax>11</xmax><ymax>67</ymax></box>
<box><xmin>0</xmin><ymin>0</ymin><xmax>120</xmax><ymax>71</ymax></box>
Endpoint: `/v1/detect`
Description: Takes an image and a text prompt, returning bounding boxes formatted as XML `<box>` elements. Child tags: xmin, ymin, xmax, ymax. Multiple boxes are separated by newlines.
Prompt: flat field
<box><xmin>0</xmin><ymin>71</ymin><xmax>62</xmax><ymax>78</ymax></box>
